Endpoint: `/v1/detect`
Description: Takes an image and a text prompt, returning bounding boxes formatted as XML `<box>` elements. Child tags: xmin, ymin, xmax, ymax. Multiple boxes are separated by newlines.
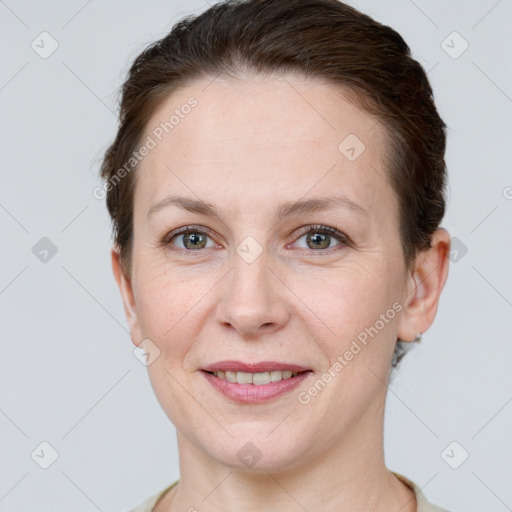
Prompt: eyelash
<box><xmin>161</xmin><ymin>224</ymin><xmax>350</xmax><ymax>255</ymax></box>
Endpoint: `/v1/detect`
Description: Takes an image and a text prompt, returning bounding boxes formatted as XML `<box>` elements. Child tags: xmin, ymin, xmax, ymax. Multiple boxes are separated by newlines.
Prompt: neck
<box><xmin>157</xmin><ymin>391</ymin><xmax>416</xmax><ymax>511</ymax></box>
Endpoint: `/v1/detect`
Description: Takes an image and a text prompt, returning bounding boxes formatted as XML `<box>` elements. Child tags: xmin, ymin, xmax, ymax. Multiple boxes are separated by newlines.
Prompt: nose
<box><xmin>215</xmin><ymin>249</ymin><xmax>290</xmax><ymax>339</ymax></box>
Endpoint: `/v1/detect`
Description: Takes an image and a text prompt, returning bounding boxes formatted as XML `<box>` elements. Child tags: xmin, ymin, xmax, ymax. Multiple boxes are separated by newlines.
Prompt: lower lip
<box><xmin>201</xmin><ymin>370</ymin><xmax>312</xmax><ymax>404</ymax></box>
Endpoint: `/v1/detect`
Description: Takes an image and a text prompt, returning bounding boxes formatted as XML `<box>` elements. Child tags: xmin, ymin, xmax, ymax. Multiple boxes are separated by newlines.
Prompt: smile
<box><xmin>208</xmin><ymin>370</ymin><xmax>300</xmax><ymax>385</ymax></box>
<box><xmin>201</xmin><ymin>369</ymin><xmax>312</xmax><ymax>403</ymax></box>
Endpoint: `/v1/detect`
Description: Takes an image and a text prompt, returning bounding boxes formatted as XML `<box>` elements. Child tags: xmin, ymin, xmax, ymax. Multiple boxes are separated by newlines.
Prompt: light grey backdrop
<box><xmin>0</xmin><ymin>1</ymin><xmax>511</xmax><ymax>511</ymax></box>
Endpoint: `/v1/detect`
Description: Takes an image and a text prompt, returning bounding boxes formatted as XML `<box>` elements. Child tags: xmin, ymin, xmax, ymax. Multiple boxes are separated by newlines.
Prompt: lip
<box><xmin>201</xmin><ymin>368</ymin><xmax>313</xmax><ymax>404</ymax></box>
<box><xmin>201</xmin><ymin>360</ymin><xmax>311</xmax><ymax>373</ymax></box>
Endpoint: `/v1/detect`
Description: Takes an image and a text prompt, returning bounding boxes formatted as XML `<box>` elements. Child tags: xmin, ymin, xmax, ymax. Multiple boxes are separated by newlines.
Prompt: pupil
<box><xmin>185</xmin><ymin>232</ymin><xmax>205</xmax><ymax>249</ymax></box>
<box><xmin>308</xmin><ymin>233</ymin><xmax>329</xmax><ymax>249</ymax></box>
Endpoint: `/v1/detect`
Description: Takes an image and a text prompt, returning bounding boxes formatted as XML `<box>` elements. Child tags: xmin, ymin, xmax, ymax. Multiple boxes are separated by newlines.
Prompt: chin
<box><xmin>202</xmin><ymin>428</ymin><xmax>311</xmax><ymax>473</ymax></box>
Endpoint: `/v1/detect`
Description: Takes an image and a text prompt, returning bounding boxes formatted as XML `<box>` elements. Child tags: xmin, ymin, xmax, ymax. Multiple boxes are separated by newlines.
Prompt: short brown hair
<box><xmin>100</xmin><ymin>0</ymin><xmax>448</xmax><ymax>369</ymax></box>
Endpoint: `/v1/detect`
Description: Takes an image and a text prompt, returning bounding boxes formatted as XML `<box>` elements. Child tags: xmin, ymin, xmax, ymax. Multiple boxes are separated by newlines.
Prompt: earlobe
<box><xmin>397</xmin><ymin>228</ymin><xmax>451</xmax><ymax>343</ymax></box>
<box><xmin>110</xmin><ymin>247</ymin><xmax>141</xmax><ymax>346</ymax></box>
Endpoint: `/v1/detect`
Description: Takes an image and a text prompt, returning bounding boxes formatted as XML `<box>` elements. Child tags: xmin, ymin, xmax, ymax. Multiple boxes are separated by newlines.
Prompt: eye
<box><xmin>291</xmin><ymin>224</ymin><xmax>348</xmax><ymax>251</ymax></box>
<box><xmin>164</xmin><ymin>225</ymin><xmax>218</xmax><ymax>251</ymax></box>
<box><xmin>161</xmin><ymin>224</ymin><xmax>349</xmax><ymax>255</ymax></box>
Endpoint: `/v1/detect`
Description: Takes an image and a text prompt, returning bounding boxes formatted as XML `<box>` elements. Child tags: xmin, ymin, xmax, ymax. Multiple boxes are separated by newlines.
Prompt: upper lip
<box><xmin>201</xmin><ymin>360</ymin><xmax>311</xmax><ymax>373</ymax></box>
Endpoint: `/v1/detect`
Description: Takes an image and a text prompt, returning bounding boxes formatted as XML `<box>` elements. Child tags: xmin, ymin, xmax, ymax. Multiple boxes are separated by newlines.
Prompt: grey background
<box><xmin>0</xmin><ymin>0</ymin><xmax>511</xmax><ymax>511</ymax></box>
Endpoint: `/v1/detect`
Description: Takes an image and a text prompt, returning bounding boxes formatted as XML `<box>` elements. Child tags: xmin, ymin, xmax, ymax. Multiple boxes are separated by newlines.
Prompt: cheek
<box><xmin>296</xmin><ymin>264</ymin><xmax>398</xmax><ymax>431</ymax></box>
<box><xmin>295</xmin><ymin>260</ymin><xmax>398</xmax><ymax>364</ymax></box>
<box><xmin>133</xmin><ymin>262</ymin><xmax>213</xmax><ymax>353</ymax></box>
<box><xmin>133</xmin><ymin>263</ymin><xmax>213</xmax><ymax>428</ymax></box>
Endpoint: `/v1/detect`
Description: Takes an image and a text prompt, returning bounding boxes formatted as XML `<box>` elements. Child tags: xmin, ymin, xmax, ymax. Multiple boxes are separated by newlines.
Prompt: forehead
<box><xmin>135</xmin><ymin>74</ymin><xmax>395</xmax><ymax>223</ymax></box>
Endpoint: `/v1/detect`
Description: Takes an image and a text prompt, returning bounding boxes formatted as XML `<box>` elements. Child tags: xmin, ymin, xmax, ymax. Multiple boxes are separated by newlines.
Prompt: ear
<box><xmin>397</xmin><ymin>228</ymin><xmax>451</xmax><ymax>342</ymax></box>
<box><xmin>111</xmin><ymin>246</ymin><xmax>142</xmax><ymax>347</ymax></box>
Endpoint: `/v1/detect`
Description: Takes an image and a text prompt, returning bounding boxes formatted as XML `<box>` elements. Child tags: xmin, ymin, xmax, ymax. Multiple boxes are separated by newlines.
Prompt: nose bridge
<box><xmin>216</xmin><ymin>242</ymin><xmax>289</xmax><ymax>335</ymax></box>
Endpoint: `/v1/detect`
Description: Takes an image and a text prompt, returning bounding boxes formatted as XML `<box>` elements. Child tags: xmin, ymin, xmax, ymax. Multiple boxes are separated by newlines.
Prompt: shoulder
<box><xmin>127</xmin><ymin>480</ymin><xmax>179</xmax><ymax>512</ymax></box>
<box><xmin>392</xmin><ymin>472</ymin><xmax>451</xmax><ymax>512</ymax></box>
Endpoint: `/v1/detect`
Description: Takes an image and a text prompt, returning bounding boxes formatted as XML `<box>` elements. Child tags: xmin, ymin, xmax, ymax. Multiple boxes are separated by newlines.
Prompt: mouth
<box><xmin>200</xmin><ymin>363</ymin><xmax>313</xmax><ymax>403</ymax></box>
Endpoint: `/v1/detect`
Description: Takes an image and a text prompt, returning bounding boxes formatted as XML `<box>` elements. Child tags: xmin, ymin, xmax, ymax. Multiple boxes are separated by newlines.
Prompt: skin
<box><xmin>112</xmin><ymin>73</ymin><xmax>450</xmax><ymax>511</ymax></box>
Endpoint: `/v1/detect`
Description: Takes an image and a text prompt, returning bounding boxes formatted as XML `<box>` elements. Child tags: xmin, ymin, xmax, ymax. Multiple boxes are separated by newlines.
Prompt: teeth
<box><xmin>236</xmin><ymin>371</ymin><xmax>253</xmax><ymax>384</ymax></box>
<box><xmin>213</xmin><ymin>370</ymin><xmax>299</xmax><ymax>385</ymax></box>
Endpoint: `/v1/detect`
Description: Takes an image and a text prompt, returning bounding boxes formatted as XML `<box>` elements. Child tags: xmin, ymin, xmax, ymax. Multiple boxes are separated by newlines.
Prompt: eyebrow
<box><xmin>147</xmin><ymin>194</ymin><xmax>368</xmax><ymax>220</ymax></box>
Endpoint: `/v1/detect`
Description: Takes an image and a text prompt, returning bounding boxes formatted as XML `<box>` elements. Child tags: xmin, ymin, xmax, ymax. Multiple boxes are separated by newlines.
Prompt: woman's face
<box><xmin>116</xmin><ymin>74</ymin><xmax>422</xmax><ymax>470</ymax></box>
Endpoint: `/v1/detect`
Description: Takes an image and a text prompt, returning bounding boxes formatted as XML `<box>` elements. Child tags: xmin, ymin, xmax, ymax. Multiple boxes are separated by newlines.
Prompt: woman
<box><xmin>100</xmin><ymin>0</ymin><xmax>452</xmax><ymax>510</ymax></box>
